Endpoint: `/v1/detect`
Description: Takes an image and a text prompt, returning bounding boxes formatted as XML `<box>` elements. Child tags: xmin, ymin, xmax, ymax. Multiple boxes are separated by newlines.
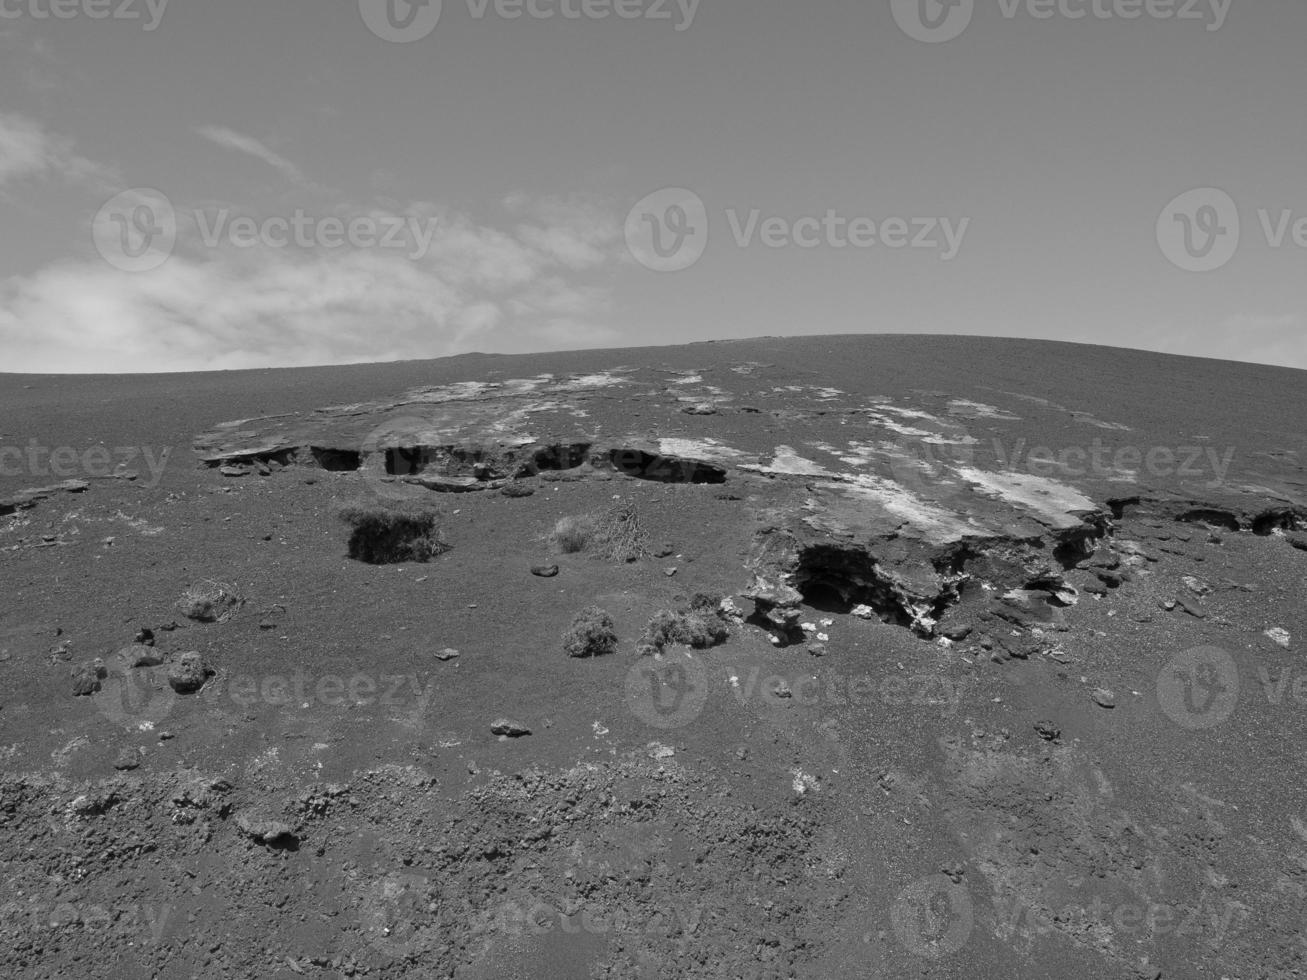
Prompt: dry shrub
<box><xmin>562</xmin><ymin>606</ymin><xmax>619</xmax><ymax>659</ymax></box>
<box><xmin>593</xmin><ymin>501</ymin><xmax>650</xmax><ymax>563</ymax></box>
<box><xmin>550</xmin><ymin>515</ymin><xmax>596</xmax><ymax>554</ymax></box>
<box><xmin>637</xmin><ymin>593</ymin><xmax>730</xmax><ymax>657</ymax></box>
<box><xmin>338</xmin><ymin>501</ymin><xmax>449</xmax><ymax>565</ymax></box>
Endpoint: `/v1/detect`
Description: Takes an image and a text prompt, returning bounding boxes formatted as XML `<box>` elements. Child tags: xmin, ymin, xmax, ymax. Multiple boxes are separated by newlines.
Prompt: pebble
<box><xmin>490</xmin><ymin>718</ymin><xmax>531</xmax><ymax>738</ymax></box>
<box><xmin>434</xmin><ymin>648</ymin><xmax>460</xmax><ymax>661</ymax></box>
<box><xmin>1265</xmin><ymin>627</ymin><xmax>1292</xmax><ymax>649</ymax></box>
<box><xmin>1091</xmin><ymin>688</ymin><xmax>1116</xmax><ymax>709</ymax></box>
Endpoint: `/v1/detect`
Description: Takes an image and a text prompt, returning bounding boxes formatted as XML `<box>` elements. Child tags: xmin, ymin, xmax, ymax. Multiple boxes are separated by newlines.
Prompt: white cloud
<box><xmin>0</xmin><ymin>197</ymin><xmax>623</xmax><ymax>373</ymax></box>
<box><xmin>0</xmin><ymin>112</ymin><xmax>111</xmax><ymax>189</ymax></box>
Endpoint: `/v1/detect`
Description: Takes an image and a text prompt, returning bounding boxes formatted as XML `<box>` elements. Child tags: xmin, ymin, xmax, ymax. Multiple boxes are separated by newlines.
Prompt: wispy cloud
<box><xmin>0</xmin><ymin>195</ymin><xmax>624</xmax><ymax>373</ymax></box>
<box><xmin>195</xmin><ymin>125</ymin><xmax>312</xmax><ymax>188</ymax></box>
<box><xmin>0</xmin><ymin>112</ymin><xmax>113</xmax><ymax>189</ymax></box>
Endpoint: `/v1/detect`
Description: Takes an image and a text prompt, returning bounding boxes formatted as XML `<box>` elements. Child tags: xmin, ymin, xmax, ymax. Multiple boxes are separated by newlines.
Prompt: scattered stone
<box><xmin>168</xmin><ymin>652</ymin><xmax>213</xmax><ymax>694</ymax></box>
<box><xmin>219</xmin><ymin>465</ymin><xmax>248</xmax><ymax>478</ymax></box>
<box><xmin>772</xmin><ymin>681</ymin><xmax>793</xmax><ymax>700</ymax></box>
<box><xmin>653</xmin><ymin>543</ymin><xmax>676</xmax><ymax>558</ymax></box>
<box><xmin>1182</xmin><ymin>575</ymin><xmax>1212</xmax><ymax>597</ymax></box>
<box><xmin>851</xmin><ymin>604</ymin><xmax>875</xmax><ymax>620</ymax></box>
<box><xmin>1265</xmin><ymin>627</ymin><xmax>1292</xmax><ymax>649</ymax></box>
<box><xmin>1034</xmin><ymin>720</ymin><xmax>1061</xmax><ymax>742</ymax></box>
<box><xmin>258</xmin><ymin>603</ymin><xmax>286</xmax><ymax>630</ymax></box>
<box><xmin>647</xmin><ymin>742</ymin><xmax>676</xmax><ymax>760</ymax></box>
<box><xmin>682</xmin><ymin>403</ymin><xmax>718</xmax><ymax>416</ymax></box>
<box><xmin>1287</xmin><ymin>532</ymin><xmax>1307</xmax><ymax>552</ymax></box>
<box><xmin>113</xmin><ymin>748</ymin><xmax>140</xmax><ymax>771</ymax></box>
<box><xmin>531</xmin><ymin>564</ymin><xmax>560</xmax><ymax>578</ymax></box>
<box><xmin>1091</xmin><ymin>688</ymin><xmax>1116</xmax><ymax>709</ymax></box>
<box><xmin>808</xmin><ymin>643</ymin><xmax>827</xmax><ymax>657</ymax></box>
<box><xmin>134</xmin><ymin>627</ymin><xmax>155</xmax><ymax>646</ymax></box>
<box><xmin>235</xmin><ymin>812</ymin><xmax>297</xmax><ymax>845</ymax></box>
<box><xmin>177</xmin><ymin>580</ymin><xmax>244</xmax><ymax>624</ymax></box>
<box><xmin>664</xmin><ymin>567</ymin><xmax>678</xmax><ymax>577</ymax></box>
<box><xmin>1160</xmin><ymin>599</ymin><xmax>1177</xmax><ymax>611</ymax></box>
<box><xmin>1175</xmin><ymin>598</ymin><xmax>1208</xmax><ymax>620</ymax></box>
<box><xmin>490</xmin><ymin>718</ymin><xmax>531</xmax><ymax>738</ymax></box>
<box><xmin>434</xmin><ymin>648</ymin><xmax>460</xmax><ymax>661</ymax></box>
<box><xmin>71</xmin><ymin>659</ymin><xmax>106</xmax><ymax>697</ymax></box>
<box><xmin>501</xmin><ymin>482</ymin><xmax>536</xmax><ymax>498</ymax></box>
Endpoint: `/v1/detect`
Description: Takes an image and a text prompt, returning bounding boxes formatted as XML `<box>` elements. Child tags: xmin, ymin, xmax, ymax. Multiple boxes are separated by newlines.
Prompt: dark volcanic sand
<box><xmin>0</xmin><ymin>334</ymin><xmax>1304</xmax><ymax>980</ymax></box>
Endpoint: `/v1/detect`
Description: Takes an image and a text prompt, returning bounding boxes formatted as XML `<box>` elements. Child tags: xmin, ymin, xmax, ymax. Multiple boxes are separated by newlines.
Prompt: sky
<box><xmin>0</xmin><ymin>0</ymin><xmax>1303</xmax><ymax>373</ymax></box>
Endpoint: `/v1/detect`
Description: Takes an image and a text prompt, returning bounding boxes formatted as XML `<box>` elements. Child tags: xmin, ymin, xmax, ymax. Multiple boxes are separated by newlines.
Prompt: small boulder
<box><xmin>1091</xmin><ymin>688</ymin><xmax>1116</xmax><ymax>709</ymax></box>
<box><xmin>235</xmin><ymin>812</ymin><xmax>297</xmax><ymax>846</ymax></box>
<box><xmin>530</xmin><ymin>564</ymin><xmax>560</xmax><ymax>578</ymax></box>
<box><xmin>71</xmin><ymin>659</ymin><xmax>107</xmax><ymax>697</ymax></box>
<box><xmin>168</xmin><ymin>652</ymin><xmax>213</xmax><ymax>694</ymax></box>
<box><xmin>490</xmin><ymin>718</ymin><xmax>531</xmax><ymax>738</ymax></box>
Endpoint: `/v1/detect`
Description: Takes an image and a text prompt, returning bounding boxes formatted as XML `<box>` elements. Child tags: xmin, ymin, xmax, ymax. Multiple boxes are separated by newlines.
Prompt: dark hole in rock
<box><xmin>792</xmin><ymin>544</ymin><xmax>915</xmax><ymax>630</ymax></box>
<box><xmin>204</xmin><ymin>448</ymin><xmax>296</xmax><ymax>469</ymax></box>
<box><xmin>607</xmin><ymin>449</ymin><xmax>727</xmax><ymax>485</ymax></box>
<box><xmin>310</xmin><ymin>447</ymin><xmax>361</xmax><ymax>472</ymax></box>
<box><xmin>1107</xmin><ymin>497</ymin><xmax>1141</xmax><ymax>521</ymax></box>
<box><xmin>522</xmin><ymin>443</ymin><xmax>593</xmax><ymax>475</ymax></box>
<box><xmin>1252</xmin><ymin>508</ymin><xmax>1302</xmax><ymax>536</ymax></box>
<box><xmin>1177</xmin><ymin>509</ymin><xmax>1241</xmax><ymax>532</ymax></box>
<box><xmin>386</xmin><ymin>447</ymin><xmax>425</xmax><ymax>477</ymax></box>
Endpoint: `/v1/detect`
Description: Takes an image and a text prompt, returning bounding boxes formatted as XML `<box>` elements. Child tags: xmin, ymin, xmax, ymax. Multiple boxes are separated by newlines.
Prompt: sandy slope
<box><xmin>1</xmin><ymin>335</ymin><xmax>1304</xmax><ymax>980</ymax></box>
